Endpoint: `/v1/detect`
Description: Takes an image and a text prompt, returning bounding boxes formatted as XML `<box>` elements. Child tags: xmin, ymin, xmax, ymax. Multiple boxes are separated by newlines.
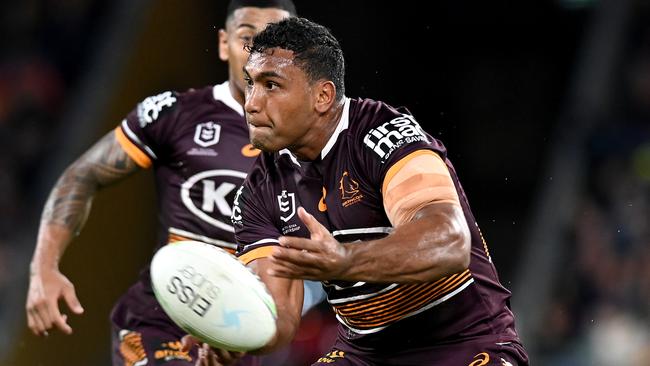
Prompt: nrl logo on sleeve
<box><xmin>194</xmin><ymin>122</ymin><xmax>221</xmax><ymax>147</ymax></box>
<box><xmin>277</xmin><ymin>190</ymin><xmax>296</xmax><ymax>222</ymax></box>
<box><xmin>137</xmin><ymin>91</ymin><xmax>177</xmax><ymax>127</ymax></box>
<box><xmin>362</xmin><ymin>114</ymin><xmax>428</xmax><ymax>162</ymax></box>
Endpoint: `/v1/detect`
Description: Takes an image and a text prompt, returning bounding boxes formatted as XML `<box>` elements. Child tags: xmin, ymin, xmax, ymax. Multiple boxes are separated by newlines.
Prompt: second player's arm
<box><xmin>27</xmin><ymin>130</ymin><xmax>141</xmax><ymax>335</ymax></box>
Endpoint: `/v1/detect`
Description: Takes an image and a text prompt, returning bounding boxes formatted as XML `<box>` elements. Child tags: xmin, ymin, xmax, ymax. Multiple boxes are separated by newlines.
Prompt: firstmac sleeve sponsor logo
<box><xmin>362</xmin><ymin>114</ymin><xmax>428</xmax><ymax>162</ymax></box>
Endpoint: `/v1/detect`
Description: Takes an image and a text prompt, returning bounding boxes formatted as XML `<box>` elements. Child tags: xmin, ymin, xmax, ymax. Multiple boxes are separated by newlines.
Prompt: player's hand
<box><xmin>26</xmin><ymin>268</ymin><xmax>84</xmax><ymax>336</ymax></box>
<box><xmin>270</xmin><ymin>207</ymin><xmax>351</xmax><ymax>280</ymax></box>
<box><xmin>181</xmin><ymin>335</ymin><xmax>245</xmax><ymax>366</ymax></box>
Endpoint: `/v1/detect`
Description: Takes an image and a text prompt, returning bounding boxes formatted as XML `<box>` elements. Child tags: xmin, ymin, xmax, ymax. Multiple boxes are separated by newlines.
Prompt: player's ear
<box><xmin>314</xmin><ymin>80</ymin><xmax>336</xmax><ymax>114</ymax></box>
<box><xmin>218</xmin><ymin>29</ymin><xmax>229</xmax><ymax>62</ymax></box>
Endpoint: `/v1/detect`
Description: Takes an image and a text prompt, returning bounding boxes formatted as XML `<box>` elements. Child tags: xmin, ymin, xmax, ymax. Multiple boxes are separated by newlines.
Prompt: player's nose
<box><xmin>245</xmin><ymin>85</ymin><xmax>263</xmax><ymax>115</ymax></box>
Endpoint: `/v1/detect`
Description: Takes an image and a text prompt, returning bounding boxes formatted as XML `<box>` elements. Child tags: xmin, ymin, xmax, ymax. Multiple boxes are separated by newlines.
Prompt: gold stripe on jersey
<box><xmin>239</xmin><ymin>246</ymin><xmax>276</xmax><ymax>265</ymax></box>
<box><xmin>477</xmin><ymin>227</ymin><xmax>492</xmax><ymax>261</ymax></box>
<box><xmin>382</xmin><ymin>149</ymin><xmax>460</xmax><ymax>226</ymax></box>
<box><xmin>332</xmin><ymin>269</ymin><xmax>472</xmax><ymax>330</ymax></box>
<box><xmin>114</xmin><ymin>126</ymin><xmax>152</xmax><ymax>168</ymax></box>
<box><xmin>382</xmin><ymin>149</ymin><xmax>439</xmax><ymax>193</ymax></box>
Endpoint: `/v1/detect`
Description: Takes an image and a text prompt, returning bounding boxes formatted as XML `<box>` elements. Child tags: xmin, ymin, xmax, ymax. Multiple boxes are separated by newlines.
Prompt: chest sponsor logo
<box><xmin>339</xmin><ymin>171</ymin><xmax>363</xmax><ymax>207</ymax></box>
<box><xmin>362</xmin><ymin>114</ymin><xmax>428</xmax><ymax>162</ymax></box>
<box><xmin>277</xmin><ymin>190</ymin><xmax>296</xmax><ymax>222</ymax></box>
<box><xmin>194</xmin><ymin>121</ymin><xmax>221</xmax><ymax>147</ymax></box>
<box><xmin>137</xmin><ymin>91</ymin><xmax>177</xmax><ymax>127</ymax></box>
<box><xmin>181</xmin><ymin>169</ymin><xmax>247</xmax><ymax>232</ymax></box>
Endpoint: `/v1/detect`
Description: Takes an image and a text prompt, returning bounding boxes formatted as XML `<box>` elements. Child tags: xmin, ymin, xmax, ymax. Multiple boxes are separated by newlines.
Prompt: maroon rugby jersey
<box><xmin>234</xmin><ymin>97</ymin><xmax>521</xmax><ymax>349</ymax></box>
<box><xmin>113</xmin><ymin>82</ymin><xmax>260</xmax><ymax>325</ymax></box>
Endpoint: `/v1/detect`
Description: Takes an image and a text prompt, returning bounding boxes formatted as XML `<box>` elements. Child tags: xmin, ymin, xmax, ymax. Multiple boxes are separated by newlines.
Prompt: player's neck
<box><xmin>290</xmin><ymin>100</ymin><xmax>345</xmax><ymax>161</ymax></box>
<box><xmin>228</xmin><ymin>81</ymin><xmax>245</xmax><ymax>108</ymax></box>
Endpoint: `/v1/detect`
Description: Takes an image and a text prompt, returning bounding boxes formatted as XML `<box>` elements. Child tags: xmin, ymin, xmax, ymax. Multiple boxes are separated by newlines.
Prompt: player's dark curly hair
<box><xmin>248</xmin><ymin>17</ymin><xmax>345</xmax><ymax>101</ymax></box>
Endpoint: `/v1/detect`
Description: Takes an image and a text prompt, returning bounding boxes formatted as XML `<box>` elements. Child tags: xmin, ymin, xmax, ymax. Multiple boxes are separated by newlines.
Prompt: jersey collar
<box><xmin>320</xmin><ymin>97</ymin><xmax>350</xmax><ymax>159</ymax></box>
<box><xmin>212</xmin><ymin>81</ymin><xmax>244</xmax><ymax>117</ymax></box>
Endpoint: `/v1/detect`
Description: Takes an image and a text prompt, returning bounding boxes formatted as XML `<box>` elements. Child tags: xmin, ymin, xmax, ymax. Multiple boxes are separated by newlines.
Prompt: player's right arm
<box><xmin>26</xmin><ymin>130</ymin><xmax>140</xmax><ymax>336</ymax></box>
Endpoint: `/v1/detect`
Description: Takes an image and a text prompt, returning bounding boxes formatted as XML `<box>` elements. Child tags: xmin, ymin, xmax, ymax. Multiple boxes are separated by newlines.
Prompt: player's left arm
<box><xmin>178</xmin><ymin>258</ymin><xmax>303</xmax><ymax>363</ymax></box>
<box><xmin>269</xmin><ymin>150</ymin><xmax>471</xmax><ymax>283</ymax></box>
<box><xmin>247</xmin><ymin>257</ymin><xmax>303</xmax><ymax>354</ymax></box>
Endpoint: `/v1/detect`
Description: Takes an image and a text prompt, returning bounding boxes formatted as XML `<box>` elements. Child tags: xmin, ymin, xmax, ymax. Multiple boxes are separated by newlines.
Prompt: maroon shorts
<box><xmin>111</xmin><ymin>324</ymin><xmax>261</xmax><ymax>366</ymax></box>
<box><xmin>312</xmin><ymin>336</ymin><xmax>529</xmax><ymax>366</ymax></box>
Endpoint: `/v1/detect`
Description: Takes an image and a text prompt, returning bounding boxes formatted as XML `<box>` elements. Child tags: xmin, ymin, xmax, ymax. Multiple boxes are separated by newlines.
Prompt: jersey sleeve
<box><xmin>114</xmin><ymin>91</ymin><xmax>179</xmax><ymax>168</ymax></box>
<box><xmin>232</xmin><ymin>181</ymin><xmax>282</xmax><ymax>265</ymax></box>
<box><xmin>358</xmin><ymin>105</ymin><xmax>448</xmax><ymax>192</ymax></box>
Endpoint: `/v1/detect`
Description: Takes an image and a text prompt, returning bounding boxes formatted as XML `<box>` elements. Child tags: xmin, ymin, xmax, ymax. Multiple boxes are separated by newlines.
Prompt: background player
<box><xmin>25</xmin><ymin>1</ymin><xmax>324</xmax><ymax>365</ymax></box>
<box><xmin>223</xmin><ymin>17</ymin><xmax>530</xmax><ymax>365</ymax></box>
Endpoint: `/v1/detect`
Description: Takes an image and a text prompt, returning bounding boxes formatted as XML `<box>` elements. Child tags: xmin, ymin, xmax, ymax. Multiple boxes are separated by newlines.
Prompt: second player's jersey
<box><xmin>234</xmin><ymin>97</ymin><xmax>520</xmax><ymax>346</ymax></box>
<box><xmin>113</xmin><ymin>82</ymin><xmax>259</xmax><ymax>323</ymax></box>
<box><xmin>116</xmin><ymin>82</ymin><xmax>259</xmax><ymax>250</ymax></box>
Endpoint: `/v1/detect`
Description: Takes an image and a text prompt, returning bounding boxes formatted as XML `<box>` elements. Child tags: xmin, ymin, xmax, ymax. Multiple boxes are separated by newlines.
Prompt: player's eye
<box><xmin>265</xmin><ymin>81</ymin><xmax>279</xmax><ymax>90</ymax></box>
<box><xmin>243</xmin><ymin>76</ymin><xmax>253</xmax><ymax>88</ymax></box>
<box><xmin>239</xmin><ymin>35</ymin><xmax>253</xmax><ymax>44</ymax></box>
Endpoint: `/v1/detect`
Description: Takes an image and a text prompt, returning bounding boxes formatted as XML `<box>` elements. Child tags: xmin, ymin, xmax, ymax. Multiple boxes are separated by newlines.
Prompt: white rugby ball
<box><xmin>150</xmin><ymin>240</ymin><xmax>277</xmax><ymax>351</ymax></box>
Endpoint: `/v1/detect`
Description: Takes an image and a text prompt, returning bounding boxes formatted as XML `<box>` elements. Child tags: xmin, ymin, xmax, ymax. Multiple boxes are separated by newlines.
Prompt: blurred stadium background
<box><xmin>1</xmin><ymin>0</ymin><xmax>648</xmax><ymax>365</ymax></box>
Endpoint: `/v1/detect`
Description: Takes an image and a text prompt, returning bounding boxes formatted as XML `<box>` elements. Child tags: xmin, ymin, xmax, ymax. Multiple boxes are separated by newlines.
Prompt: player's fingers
<box><xmin>271</xmin><ymin>246</ymin><xmax>321</xmax><ymax>268</ymax></box>
<box><xmin>268</xmin><ymin>259</ymin><xmax>320</xmax><ymax>279</ymax></box>
<box><xmin>201</xmin><ymin>343</ymin><xmax>224</xmax><ymax>366</ymax></box>
<box><xmin>51</xmin><ymin>308</ymin><xmax>72</xmax><ymax>335</ymax></box>
<box><xmin>277</xmin><ymin>235</ymin><xmax>321</xmax><ymax>252</ymax></box>
<box><xmin>181</xmin><ymin>334</ymin><xmax>201</xmax><ymax>352</ymax></box>
<box><xmin>47</xmin><ymin>295</ymin><xmax>73</xmax><ymax>335</ymax></box>
<box><xmin>62</xmin><ymin>285</ymin><xmax>84</xmax><ymax>314</ymax></box>
<box><xmin>214</xmin><ymin>348</ymin><xmax>244</xmax><ymax>364</ymax></box>
<box><xmin>297</xmin><ymin>207</ymin><xmax>329</xmax><ymax>237</ymax></box>
<box><xmin>27</xmin><ymin>310</ymin><xmax>43</xmax><ymax>335</ymax></box>
<box><xmin>194</xmin><ymin>345</ymin><xmax>208</xmax><ymax>366</ymax></box>
<box><xmin>34</xmin><ymin>302</ymin><xmax>53</xmax><ymax>331</ymax></box>
<box><xmin>28</xmin><ymin>309</ymin><xmax>48</xmax><ymax>336</ymax></box>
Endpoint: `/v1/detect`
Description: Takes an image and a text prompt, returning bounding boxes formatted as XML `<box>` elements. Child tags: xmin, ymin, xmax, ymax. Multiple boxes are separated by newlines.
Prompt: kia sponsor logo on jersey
<box><xmin>137</xmin><ymin>91</ymin><xmax>177</xmax><ymax>127</ymax></box>
<box><xmin>362</xmin><ymin>114</ymin><xmax>428</xmax><ymax>162</ymax></box>
<box><xmin>181</xmin><ymin>170</ymin><xmax>247</xmax><ymax>232</ymax></box>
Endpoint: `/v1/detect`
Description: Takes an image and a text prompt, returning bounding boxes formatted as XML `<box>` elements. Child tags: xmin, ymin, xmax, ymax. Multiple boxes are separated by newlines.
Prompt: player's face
<box><xmin>218</xmin><ymin>7</ymin><xmax>291</xmax><ymax>105</ymax></box>
<box><xmin>243</xmin><ymin>49</ymin><xmax>318</xmax><ymax>153</ymax></box>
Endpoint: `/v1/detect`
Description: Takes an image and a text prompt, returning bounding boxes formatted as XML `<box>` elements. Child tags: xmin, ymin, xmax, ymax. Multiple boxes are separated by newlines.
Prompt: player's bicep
<box><xmin>382</xmin><ymin>150</ymin><xmax>460</xmax><ymax>226</ymax></box>
<box><xmin>74</xmin><ymin>130</ymin><xmax>141</xmax><ymax>187</ymax></box>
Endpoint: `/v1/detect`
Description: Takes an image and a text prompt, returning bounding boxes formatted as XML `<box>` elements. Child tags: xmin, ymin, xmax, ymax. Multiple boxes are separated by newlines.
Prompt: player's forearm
<box><xmin>248</xmin><ymin>259</ymin><xmax>303</xmax><ymax>354</ymax></box>
<box><xmin>31</xmin><ymin>223</ymin><xmax>75</xmax><ymax>274</ymax></box>
<box><xmin>31</xmin><ymin>164</ymin><xmax>98</xmax><ymax>273</ymax></box>
<box><xmin>31</xmin><ymin>131</ymin><xmax>139</xmax><ymax>273</ymax></box>
<box><xmin>343</xmin><ymin>204</ymin><xmax>471</xmax><ymax>283</ymax></box>
<box><xmin>252</xmin><ymin>304</ymin><xmax>301</xmax><ymax>354</ymax></box>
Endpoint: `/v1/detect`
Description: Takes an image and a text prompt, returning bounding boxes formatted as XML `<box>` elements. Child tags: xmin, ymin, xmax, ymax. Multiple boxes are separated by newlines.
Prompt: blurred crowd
<box><xmin>537</xmin><ymin>15</ymin><xmax>650</xmax><ymax>366</ymax></box>
<box><xmin>0</xmin><ymin>0</ymin><xmax>110</xmax><ymax>330</ymax></box>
